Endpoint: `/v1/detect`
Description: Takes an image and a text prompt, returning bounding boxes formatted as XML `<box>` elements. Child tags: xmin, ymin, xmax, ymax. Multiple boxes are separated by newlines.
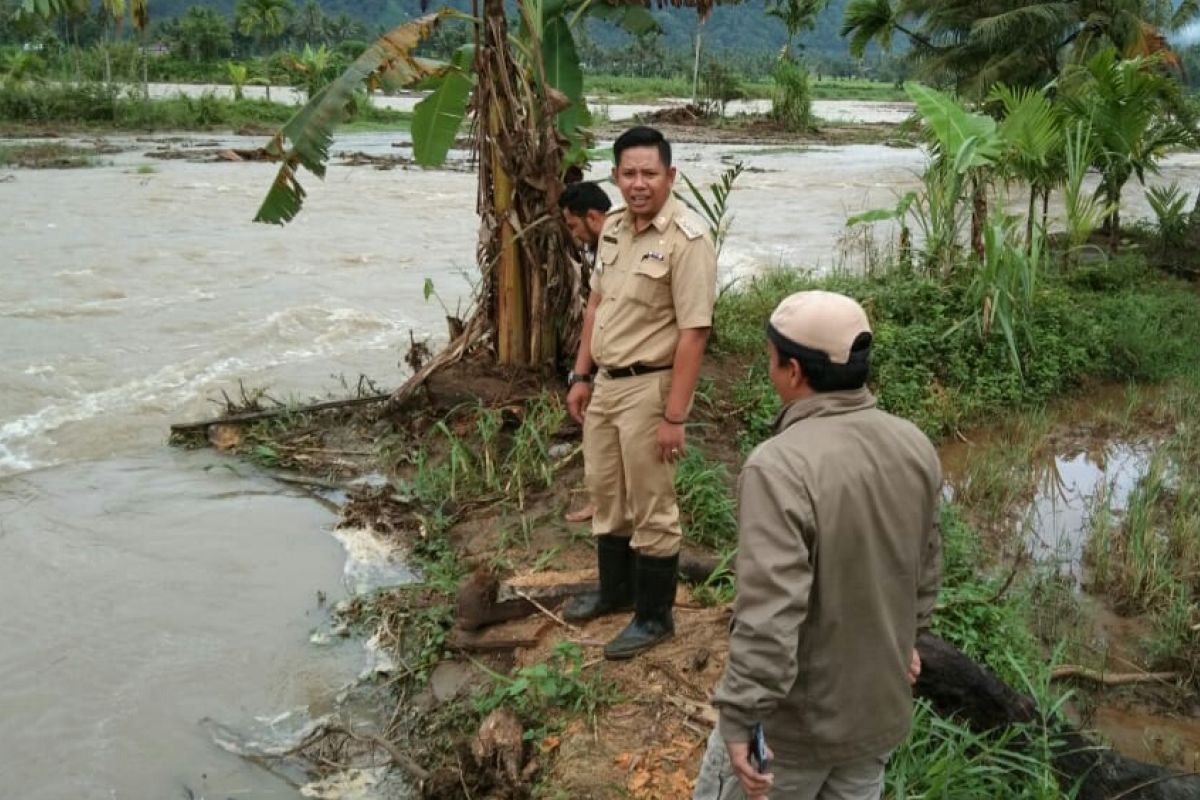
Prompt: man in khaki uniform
<box><xmin>696</xmin><ymin>291</ymin><xmax>942</xmax><ymax>799</ymax></box>
<box><xmin>563</xmin><ymin>126</ymin><xmax>717</xmax><ymax>661</ymax></box>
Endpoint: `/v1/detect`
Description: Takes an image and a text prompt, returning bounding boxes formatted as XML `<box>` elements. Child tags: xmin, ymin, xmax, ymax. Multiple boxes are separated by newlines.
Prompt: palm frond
<box><xmin>254</xmin><ymin>11</ymin><xmax>457</xmax><ymax>225</ymax></box>
<box><xmin>841</xmin><ymin>0</ymin><xmax>897</xmax><ymax>57</ymax></box>
<box><xmin>969</xmin><ymin>3</ymin><xmax>1075</xmax><ymax>47</ymax></box>
<box><xmin>992</xmin><ymin>84</ymin><xmax>1062</xmax><ymax>168</ymax></box>
<box><xmin>1172</xmin><ymin>0</ymin><xmax>1200</xmax><ymax>31</ymax></box>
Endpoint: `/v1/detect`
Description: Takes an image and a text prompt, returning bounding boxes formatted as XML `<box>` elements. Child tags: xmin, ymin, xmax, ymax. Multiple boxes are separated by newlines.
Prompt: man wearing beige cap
<box><xmin>694</xmin><ymin>290</ymin><xmax>942</xmax><ymax>799</ymax></box>
<box><xmin>563</xmin><ymin>126</ymin><xmax>717</xmax><ymax>660</ymax></box>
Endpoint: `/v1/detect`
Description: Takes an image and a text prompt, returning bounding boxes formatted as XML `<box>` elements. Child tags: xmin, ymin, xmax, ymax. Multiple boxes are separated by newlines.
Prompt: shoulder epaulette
<box><xmin>673</xmin><ymin>210</ymin><xmax>706</xmax><ymax>241</ymax></box>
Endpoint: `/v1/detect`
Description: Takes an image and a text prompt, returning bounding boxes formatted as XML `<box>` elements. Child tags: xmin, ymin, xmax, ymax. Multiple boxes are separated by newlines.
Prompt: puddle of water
<box><xmin>1026</xmin><ymin>443</ymin><xmax>1151</xmax><ymax>586</ymax></box>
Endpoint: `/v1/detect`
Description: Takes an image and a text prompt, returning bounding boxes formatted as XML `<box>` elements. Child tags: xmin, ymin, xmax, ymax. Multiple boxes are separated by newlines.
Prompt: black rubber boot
<box><xmin>603</xmin><ymin>553</ymin><xmax>678</xmax><ymax>660</ymax></box>
<box><xmin>563</xmin><ymin>535</ymin><xmax>634</xmax><ymax>622</ymax></box>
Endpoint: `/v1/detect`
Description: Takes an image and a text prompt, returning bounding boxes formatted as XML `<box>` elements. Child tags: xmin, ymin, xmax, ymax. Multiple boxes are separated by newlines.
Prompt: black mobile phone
<box><xmin>750</xmin><ymin>722</ymin><xmax>771</xmax><ymax>774</ymax></box>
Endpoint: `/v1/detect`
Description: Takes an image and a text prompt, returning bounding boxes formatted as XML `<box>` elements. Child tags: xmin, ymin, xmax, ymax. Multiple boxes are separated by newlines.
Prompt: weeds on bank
<box><xmin>0</xmin><ymin>82</ymin><xmax>409</xmax><ymax>132</ymax></box>
<box><xmin>713</xmin><ymin>260</ymin><xmax>1200</xmax><ymax>445</ymax></box>
<box><xmin>889</xmin><ymin>700</ymin><xmax>1076</xmax><ymax>800</ymax></box>
<box><xmin>675</xmin><ymin>447</ymin><xmax>737</xmax><ymax>550</ymax></box>
<box><xmin>473</xmin><ymin>642</ymin><xmax>620</xmax><ymax>742</ymax></box>
<box><xmin>1083</xmin><ymin>389</ymin><xmax>1200</xmax><ymax>677</ymax></box>
<box><xmin>933</xmin><ymin>504</ymin><xmax>1045</xmax><ymax>685</ymax></box>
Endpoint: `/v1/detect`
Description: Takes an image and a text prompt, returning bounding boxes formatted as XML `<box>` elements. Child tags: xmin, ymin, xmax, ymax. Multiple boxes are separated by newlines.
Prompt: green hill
<box><xmin>148</xmin><ymin>0</ymin><xmax>858</xmax><ymax>56</ymax></box>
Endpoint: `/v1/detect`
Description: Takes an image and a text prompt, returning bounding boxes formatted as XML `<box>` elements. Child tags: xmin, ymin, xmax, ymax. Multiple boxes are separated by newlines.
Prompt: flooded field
<box><xmin>943</xmin><ymin>387</ymin><xmax>1200</xmax><ymax>774</ymax></box>
<box><xmin>4</xmin><ymin>120</ymin><xmax>1200</xmax><ymax>796</ymax></box>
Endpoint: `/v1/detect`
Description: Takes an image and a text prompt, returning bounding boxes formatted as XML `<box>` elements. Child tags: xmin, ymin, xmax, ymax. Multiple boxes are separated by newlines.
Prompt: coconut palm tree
<box><xmin>290</xmin><ymin>0</ymin><xmax>325</xmax><ymax>47</ymax></box>
<box><xmin>841</xmin><ymin>0</ymin><xmax>1199</xmax><ymax>99</ymax></box>
<box><xmin>236</xmin><ymin>0</ymin><xmax>292</xmax><ymax>57</ymax></box>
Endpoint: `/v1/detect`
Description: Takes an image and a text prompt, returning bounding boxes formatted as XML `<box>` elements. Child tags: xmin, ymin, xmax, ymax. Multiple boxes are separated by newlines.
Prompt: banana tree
<box><xmin>906</xmin><ymin>81</ymin><xmax>1003</xmax><ymax>274</ymax></box>
<box><xmin>251</xmin><ymin>0</ymin><xmax>722</xmax><ymax>375</ymax></box>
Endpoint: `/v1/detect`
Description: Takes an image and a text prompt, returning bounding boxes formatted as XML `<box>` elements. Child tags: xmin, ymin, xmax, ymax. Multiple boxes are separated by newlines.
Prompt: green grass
<box><xmin>582</xmin><ymin>72</ymin><xmax>905</xmax><ymax>103</ymax></box>
<box><xmin>0</xmin><ymin>82</ymin><xmax>410</xmax><ymax>133</ymax></box>
<box><xmin>713</xmin><ymin>261</ymin><xmax>1200</xmax><ymax>445</ymax></box>
<box><xmin>675</xmin><ymin>447</ymin><xmax>737</xmax><ymax>549</ymax></box>
<box><xmin>1082</xmin><ymin>378</ymin><xmax>1200</xmax><ymax>677</ymax></box>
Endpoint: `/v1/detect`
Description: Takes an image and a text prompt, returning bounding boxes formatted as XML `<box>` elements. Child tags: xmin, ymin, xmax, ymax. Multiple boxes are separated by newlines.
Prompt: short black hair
<box><xmin>558</xmin><ymin>181</ymin><xmax>612</xmax><ymax>216</ymax></box>
<box><xmin>613</xmin><ymin>126</ymin><xmax>672</xmax><ymax>168</ymax></box>
<box><xmin>771</xmin><ymin>330</ymin><xmax>873</xmax><ymax>392</ymax></box>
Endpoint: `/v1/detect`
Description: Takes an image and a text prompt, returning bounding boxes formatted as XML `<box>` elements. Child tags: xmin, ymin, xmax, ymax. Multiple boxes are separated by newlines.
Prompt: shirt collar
<box><xmin>773</xmin><ymin>387</ymin><xmax>877</xmax><ymax>433</ymax></box>
<box><xmin>623</xmin><ymin>194</ymin><xmax>677</xmax><ymax>235</ymax></box>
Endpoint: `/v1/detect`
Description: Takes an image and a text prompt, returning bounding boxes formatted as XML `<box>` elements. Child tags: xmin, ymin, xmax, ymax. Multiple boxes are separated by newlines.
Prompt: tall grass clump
<box><xmin>675</xmin><ymin>447</ymin><xmax>737</xmax><ymax>549</ymax></box>
<box><xmin>771</xmin><ymin>59</ymin><xmax>812</xmax><ymax>131</ymax></box>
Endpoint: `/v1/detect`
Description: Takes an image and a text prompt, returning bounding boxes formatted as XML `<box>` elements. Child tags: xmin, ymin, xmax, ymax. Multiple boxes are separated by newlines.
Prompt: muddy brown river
<box><xmin>4</xmin><ymin>123</ymin><xmax>1200</xmax><ymax>797</ymax></box>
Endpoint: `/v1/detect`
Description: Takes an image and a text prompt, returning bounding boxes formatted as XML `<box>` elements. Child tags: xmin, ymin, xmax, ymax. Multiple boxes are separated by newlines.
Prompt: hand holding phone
<box><xmin>750</xmin><ymin>722</ymin><xmax>771</xmax><ymax>774</ymax></box>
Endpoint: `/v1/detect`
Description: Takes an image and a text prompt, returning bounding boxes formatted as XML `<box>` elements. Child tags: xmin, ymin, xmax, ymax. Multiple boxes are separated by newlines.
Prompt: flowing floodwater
<box><xmin>5</xmin><ymin>120</ymin><xmax>1200</xmax><ymax>796</ymax></box>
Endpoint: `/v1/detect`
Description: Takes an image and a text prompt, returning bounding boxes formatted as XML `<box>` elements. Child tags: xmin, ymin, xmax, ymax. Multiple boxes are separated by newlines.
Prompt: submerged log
<box><xmin>915</xmin><ymin>633</ymin><xmax>1200</xmax><ymax>800</ymax></box>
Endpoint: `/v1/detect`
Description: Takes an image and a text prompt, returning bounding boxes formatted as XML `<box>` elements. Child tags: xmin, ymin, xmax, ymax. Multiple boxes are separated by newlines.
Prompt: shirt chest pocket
<box><xmin>625</xmin><ymin>255</ymin><xmax>672</xmax><ymax>307</ymax></box>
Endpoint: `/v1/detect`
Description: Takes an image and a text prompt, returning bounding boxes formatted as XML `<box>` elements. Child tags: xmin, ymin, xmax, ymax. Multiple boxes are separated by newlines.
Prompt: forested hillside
<box><xmin>148</xmin><ymin>0</ymin><xmax>857</xmax><ymax>56</ymax></box>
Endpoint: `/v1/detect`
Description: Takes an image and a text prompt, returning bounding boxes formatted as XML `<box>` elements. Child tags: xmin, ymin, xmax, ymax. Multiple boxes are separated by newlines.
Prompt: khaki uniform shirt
<box><xmin>589</xmin><ymin>196</ymin><xmax>717</xmax><ymax>369</ymax></box>
<box><xmin>712</xmin><ymin>388</ymin><xmax>943</xmax><ymax>766</ymax></box>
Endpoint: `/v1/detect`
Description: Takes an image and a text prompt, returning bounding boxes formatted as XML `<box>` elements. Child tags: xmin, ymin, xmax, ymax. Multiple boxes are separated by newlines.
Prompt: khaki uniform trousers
<box><xmin>693</xmin><ymin>729</ymin><xmax>888</xmax><ymax>800</ymax></box>
<box><xmin>583</xmin><ymin>370</ymin><xmax>682</xmax><ymax>557</ymax></box>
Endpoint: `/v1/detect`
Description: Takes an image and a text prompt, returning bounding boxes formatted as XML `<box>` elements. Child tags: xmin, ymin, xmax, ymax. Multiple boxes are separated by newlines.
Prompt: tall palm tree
<box><xmin>290</xmin><ymin>0</ymin><xmax>325</xmax><ymax>47</ymax></box>
<box><xmin>767</xmin><ymin>0</ymin><xmax>828</xmax><ymax>59</ymax></box>
<box><xmin>841</xmin><ymin>0</ymin><xmax>1199</xmax><ymax>99</ymax></box>
<box><xmin>236</xmin><ymin>0</ymin><xmax>292</xmax><ymax>56</ymax></box>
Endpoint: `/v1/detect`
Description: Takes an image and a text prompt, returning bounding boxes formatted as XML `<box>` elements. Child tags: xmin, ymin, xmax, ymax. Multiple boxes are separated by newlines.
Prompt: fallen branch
<box><xmin>1050</xmin><ymin>665</ymin><xmax>1181</xmax><ymax>687</ymax></box>
<box><xmin>512</xmin><ymin>587</ymin><xmax>579</xmax><ymax>633</ymax></box>
<box><xmin>345</xmin><ymin>727</ymin><xmax>432</xmax><ymax>783</ymax></box>
<box><xmin>169</xmin><ymin>393</ymin><xmax>391</xmax><ymax>435</ymax></box>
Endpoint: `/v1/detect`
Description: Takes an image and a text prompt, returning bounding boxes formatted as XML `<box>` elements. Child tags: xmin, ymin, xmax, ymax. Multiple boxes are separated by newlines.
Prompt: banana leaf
<box><xmin>542</xmin><ymin>16</ymin><xmax>584</xmax><ymax>136</ymax></box>
<box><xmin>412</xmin><ymin>48</ymin><xmax>474</xmax><ymax>167</ymax></box>
<box><xmin>254</xmin><ymin>11</ymin><xmax>456</xmax><ymax>225</ymax></box>
<box><xmin>905</xmin><ymin>81</ymin><xmax>1001</xmax><ymax>172</ymax></box>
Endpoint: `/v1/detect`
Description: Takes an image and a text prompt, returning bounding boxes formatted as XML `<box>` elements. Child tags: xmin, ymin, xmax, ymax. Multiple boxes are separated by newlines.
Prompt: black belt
<box><xmin>599</xmin><ymin>363</ymin><xmax>672</xmax><ymax>380</ymax></box>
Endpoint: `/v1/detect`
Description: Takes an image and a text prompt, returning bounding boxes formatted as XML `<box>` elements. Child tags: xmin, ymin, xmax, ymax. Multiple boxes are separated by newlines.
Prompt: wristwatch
<box><xmin>567</xmin><ymin>371</ymin><xmax>592</xmax><ymax>387</ymax></box>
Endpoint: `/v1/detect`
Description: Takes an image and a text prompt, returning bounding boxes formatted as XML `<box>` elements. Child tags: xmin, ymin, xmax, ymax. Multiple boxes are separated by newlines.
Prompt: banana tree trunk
<box><xmin>490</xmin><ymin>99</ymin><xmax>528</xmax><ymax>365</ymax></box>
<box><xmin>475</xmin><ymin>0</ymin><xmax>580</xmax><ymax>368</ymax></box>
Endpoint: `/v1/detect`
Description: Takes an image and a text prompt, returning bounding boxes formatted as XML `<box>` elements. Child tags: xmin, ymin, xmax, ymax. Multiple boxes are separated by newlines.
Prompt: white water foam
<box><xmin>0</xmin><ymin>306</ymin><xmax>421</xmax><ymax>476</ymax></box>
<box><xmin>330</xmin><ymin>526</ymin><xmax>417</xmax><ymax>596</ymax></box>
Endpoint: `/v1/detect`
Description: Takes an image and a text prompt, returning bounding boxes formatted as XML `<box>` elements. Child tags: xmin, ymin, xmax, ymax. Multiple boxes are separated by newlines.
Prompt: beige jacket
<box><xmin>712</xmin><ymin>388</ymin><xmax>942</xmax><ymax>766</ymax></box>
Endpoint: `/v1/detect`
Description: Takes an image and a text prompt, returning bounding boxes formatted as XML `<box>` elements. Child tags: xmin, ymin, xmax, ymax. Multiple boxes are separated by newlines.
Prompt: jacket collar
<box><xmin>774</xmin><ymin>387</ymin><xmax>877</xmax><ymax>433</ymax></box>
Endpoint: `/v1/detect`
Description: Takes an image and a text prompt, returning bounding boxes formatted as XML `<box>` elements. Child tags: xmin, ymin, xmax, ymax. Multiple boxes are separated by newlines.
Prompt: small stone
<box><xmin>548</xmin><ymin>443</ymin><xmax>574</xmax><ymax>459</ymax></box>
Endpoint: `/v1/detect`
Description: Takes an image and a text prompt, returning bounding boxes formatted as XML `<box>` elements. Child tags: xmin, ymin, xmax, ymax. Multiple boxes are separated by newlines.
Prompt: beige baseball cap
<box><xmin>767</xmin><ymin>290</ymin><xmax>872</xmax><ymax>365</ymax></box>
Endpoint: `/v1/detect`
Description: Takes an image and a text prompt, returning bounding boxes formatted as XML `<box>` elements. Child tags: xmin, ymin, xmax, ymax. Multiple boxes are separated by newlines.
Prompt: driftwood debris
<box><xmin>169</xmin><ymin>393</ymin><xmax>391</xmax><ymax>437</ymax></box>
<box><xmin>1050</xmin><ymin>665</ymin><xmax>1182</xmax><ymax>687</ymax></box>
<box><xmin>915</xmin><ymin>633</ymin><xmax>1200</xmax><ymax>800</ymax></box>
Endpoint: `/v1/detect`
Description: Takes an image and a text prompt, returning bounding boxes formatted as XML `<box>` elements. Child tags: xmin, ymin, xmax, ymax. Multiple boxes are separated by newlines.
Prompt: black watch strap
<box><xmin>567</xmin><ymin>371</ymin><xmax>592</xmax><ymax>386</ymax></box>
